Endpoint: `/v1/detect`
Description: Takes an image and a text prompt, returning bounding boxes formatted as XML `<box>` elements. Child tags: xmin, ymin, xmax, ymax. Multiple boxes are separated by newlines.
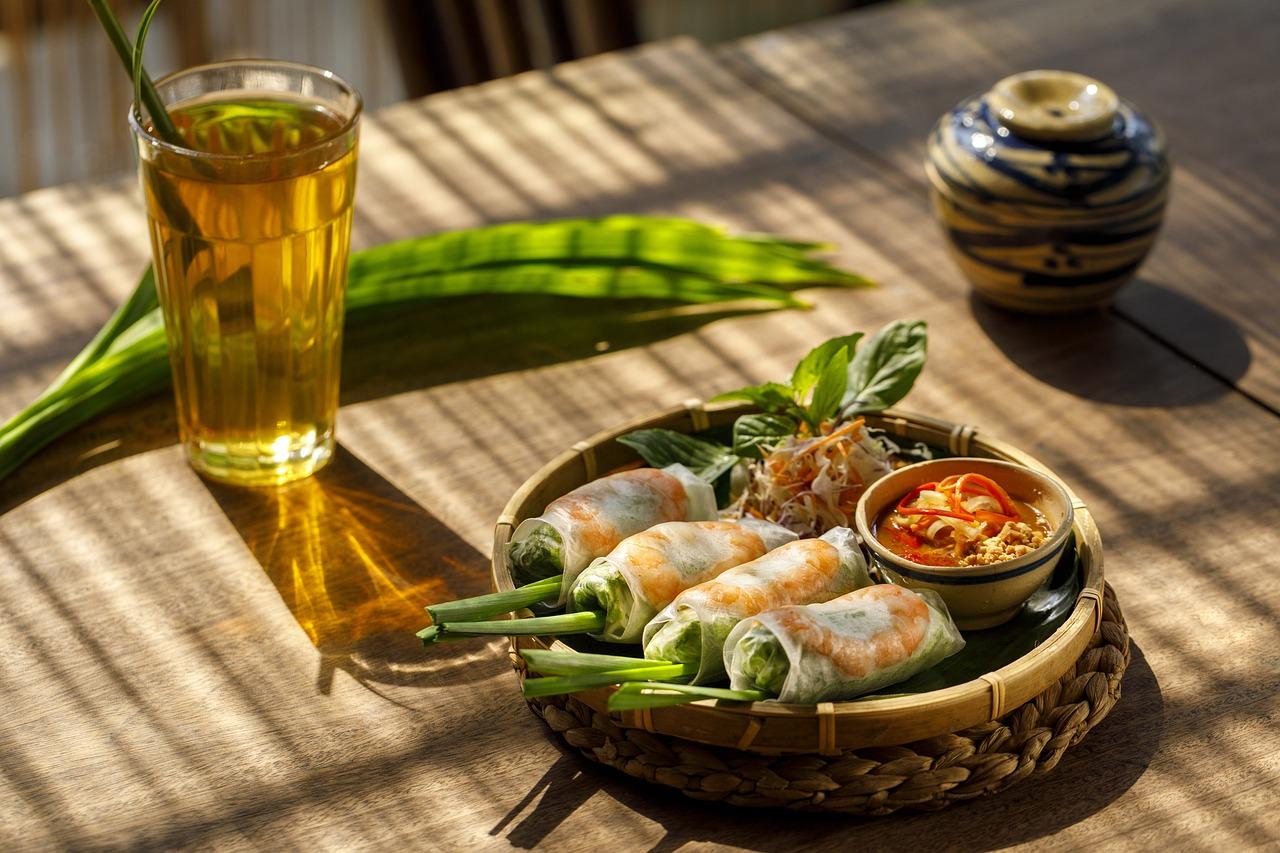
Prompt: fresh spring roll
<box><xmin>641</xmin><ymin>527</ymin><xmax>872</xmax><ymax>683</ymax></box>
<box><xmin>507</xmin><ymin>464</ymin><xmax>718</xmax><ymax>589</ymax></box>
<box><xmin>569</xmin><ymin>519</ymin><xmax>798</xmax><ymax>643</ymax></box>
<box><xmin>724</xmin><ymin>585</ymin><xmax>965</xmax><ymax>703</ymax></box>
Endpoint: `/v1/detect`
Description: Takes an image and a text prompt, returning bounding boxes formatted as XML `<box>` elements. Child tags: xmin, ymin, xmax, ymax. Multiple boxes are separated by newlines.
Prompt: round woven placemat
<box><xmin>522</xmin><ymin>583</ymin><xmax>1128</xmax><ymax>815</ymax></box>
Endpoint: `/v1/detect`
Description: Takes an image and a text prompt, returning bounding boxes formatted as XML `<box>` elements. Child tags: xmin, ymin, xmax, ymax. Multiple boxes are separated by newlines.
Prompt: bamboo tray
<box><xmin>492</xmin><ymin>401</ymin><xmax>1128</xmax><ymax>814</ymax></box>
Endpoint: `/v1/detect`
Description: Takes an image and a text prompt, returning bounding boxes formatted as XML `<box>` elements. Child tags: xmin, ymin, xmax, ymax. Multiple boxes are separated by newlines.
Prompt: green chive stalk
<box><xmin>606</xmin><ymin>681</ymin><xmax>766</xmax><ymax>712</ymax></box>
<box><xmin>520</xmin><ymin>649</ymin><xmax>674</xmax><ymax>675</ymax></box>
<box><xmin>425</xmin><ymin>575</ymin><xmax>563</xmax><ymax>624</ymax></box>
<box><xmin>418</xmin><ymin>610</ymin><xmax>606</xmax><ymax>645</ymax></box>
<box><xmin>522</xmin><ymin>663</ymin><xmax>697</xmax><ymax>698</ymax></box>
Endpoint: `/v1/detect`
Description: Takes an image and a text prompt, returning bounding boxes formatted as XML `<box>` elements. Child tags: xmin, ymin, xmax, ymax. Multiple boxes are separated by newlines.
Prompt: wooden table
<box><xmin>1</xmin><ymin>0</ymin><xmax>1276</xmax><ymax>849</ymax></box>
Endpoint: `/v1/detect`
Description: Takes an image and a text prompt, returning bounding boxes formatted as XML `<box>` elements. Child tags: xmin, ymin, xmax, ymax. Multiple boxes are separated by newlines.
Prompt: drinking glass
<box><xmin>131</xmin><ymin>60</ymin><xmax>361</xmax><ymax>486</ymax></box>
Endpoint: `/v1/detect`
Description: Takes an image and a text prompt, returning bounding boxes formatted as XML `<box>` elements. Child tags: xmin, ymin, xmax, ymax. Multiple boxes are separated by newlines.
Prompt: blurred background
<box><xmin>0</xmin><ymin>0</ymin><xmax>882</xmax><ymax>197</ymax></box>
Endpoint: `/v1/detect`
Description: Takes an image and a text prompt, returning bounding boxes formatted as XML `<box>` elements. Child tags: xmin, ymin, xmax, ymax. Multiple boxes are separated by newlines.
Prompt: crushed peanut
<box><xmin>960</xmin><ymin>521</ymin><xmax>1047</xmax><ymax>567</ymax></box>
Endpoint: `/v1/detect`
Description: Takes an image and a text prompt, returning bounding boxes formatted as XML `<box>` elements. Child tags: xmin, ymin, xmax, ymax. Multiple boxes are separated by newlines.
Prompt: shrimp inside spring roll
<box><xmin>641</xmin><ymin>527</ymin><xmax>872</xmax><ymax>683</ymax></box>
<box><xmin>508</xmin><ymin>464</ymin><xmax>717</xmax><ymax>587</ymax></box>
<box><xmin>724</xmin><ymin>585</ymin><xmax>964</xmax><ymax>703</ymax></box>
<box><xmin>568</xmin><ymin>519</ymin><xmax>797</xmax><ymax>643</ymax></box>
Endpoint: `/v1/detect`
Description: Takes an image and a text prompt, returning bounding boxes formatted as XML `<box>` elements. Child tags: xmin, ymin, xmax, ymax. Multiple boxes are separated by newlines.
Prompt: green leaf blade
<box><xmin>790</xmin><ymin>333</ymin><xmax>862</xmax><ymax>397</ymax></box>
<box><xmin>615</xmin><ymin>429</ymin><xmax>738</xmax><ymax>482</ymax></box>
<box><xmin>708</xmin><ymin>381</ymin><xmax>797</xmax><ymax>414</ymax></box>
<box><xmin>808</xmin><ymin>344</ymin><xmax>851</xmax><ymax>427</ymax></box>
<box><xmin>842</xmin><ymin>320</ymin><xmax>928</xmax><ymax>416</ymax></box>
<box><xmin>0</xmin><ymin>217</ymin><xmax>873</xmax><ymax>488</ymax></box>
<box><xmin>731</xmin><ymin>413</ymin><xmax>796</xmax><ymax>459</ymax></box>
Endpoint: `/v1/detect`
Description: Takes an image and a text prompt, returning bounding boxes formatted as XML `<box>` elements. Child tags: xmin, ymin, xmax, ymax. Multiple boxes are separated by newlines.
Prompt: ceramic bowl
<box><xmin>854</xmin><ymin>458</ymin><xmax>1074</xmax><ymax>630</ymax></box>
<box><xmin>926</xmin><ymin>69</ymin><xmax>1170</xmax><ymax>313</ymax></box>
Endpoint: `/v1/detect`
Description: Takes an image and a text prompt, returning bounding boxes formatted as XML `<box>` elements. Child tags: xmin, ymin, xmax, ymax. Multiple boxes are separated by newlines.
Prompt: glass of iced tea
<box><xmin>130</xmin><ymin>60</ymin><xmax>361</xmax><ymax>486</ymax></box>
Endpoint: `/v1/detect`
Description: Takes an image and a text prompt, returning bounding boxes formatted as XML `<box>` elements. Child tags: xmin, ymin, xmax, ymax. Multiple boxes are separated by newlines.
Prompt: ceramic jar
<box><xmin>926</xmin><ymin>70</ymin><xmax>1170</xmax><ymax>313</ymax></box>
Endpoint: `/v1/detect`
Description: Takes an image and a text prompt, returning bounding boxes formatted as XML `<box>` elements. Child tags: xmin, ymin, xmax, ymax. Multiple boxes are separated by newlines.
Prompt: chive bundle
<box><xmin>517</xmin><ymin>650</ymin><xmax>697</xmax><ymax>699</ymax></box>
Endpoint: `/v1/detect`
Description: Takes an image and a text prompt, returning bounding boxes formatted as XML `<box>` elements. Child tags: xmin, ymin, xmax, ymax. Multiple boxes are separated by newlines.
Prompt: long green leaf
<box><xmin>48</xmin><ymin>267</ymin><xmax>159</xmax><ymax>392</ymax></box>
<box><xmin>0</xmin><ymin>218</ymin><xmax>868</xmax><ymax>485</ymax></box>
<box><xmin>349</xmin><ymin>218</ymin><xmax>870</xmax><ymax>291</ymax></box>
<box><xmin>346</xmin><ymin>262</ymin><xmax>809</xmax><ymax>309</ymax></box>
<box><xmin>132</xmin><ymin>1</ymin><xmax>165</xmax><ymax>143</ymax></box>
<box><xmin>85</xmin><ymin>0</ymin><xmax>181</xmax><ymax>144</ymax></box>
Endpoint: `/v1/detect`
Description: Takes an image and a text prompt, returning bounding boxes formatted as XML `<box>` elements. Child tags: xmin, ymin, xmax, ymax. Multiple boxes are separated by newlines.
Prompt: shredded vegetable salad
<box><xmin>729</xmin><ymin>418</ymin><xmax>893</xmax><ymax>537</ymax></box>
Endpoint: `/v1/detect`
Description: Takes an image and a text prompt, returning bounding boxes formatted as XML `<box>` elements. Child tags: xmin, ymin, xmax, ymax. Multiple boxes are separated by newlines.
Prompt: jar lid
<box><xmin>926</xmin><ymin>69</ymin><xmax>1169</xmax><ymax>217</ymax></box>
<box><xmin>987</xmin><ymin>70</ymin><xmax>1119</xmax><ymax>142</ymax></box>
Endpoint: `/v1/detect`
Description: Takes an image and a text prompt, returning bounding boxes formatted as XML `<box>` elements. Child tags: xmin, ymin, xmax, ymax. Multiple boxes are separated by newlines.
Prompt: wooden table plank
<box><xmin>1</xmin><ymin>36</ymin><xmax>1278</xmax><ymax>851</ymax></box>
<box><xmin>718</xmin><ymin>0</ymin><xmax>1280</xmax><ymax>410</ymax></box>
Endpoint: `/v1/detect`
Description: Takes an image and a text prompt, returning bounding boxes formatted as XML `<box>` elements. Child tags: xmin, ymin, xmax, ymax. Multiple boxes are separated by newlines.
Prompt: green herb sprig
<box><xmin>617</xmin><ymin>319</ymin><xmax>927</xmax><ymax>488</ymax></box>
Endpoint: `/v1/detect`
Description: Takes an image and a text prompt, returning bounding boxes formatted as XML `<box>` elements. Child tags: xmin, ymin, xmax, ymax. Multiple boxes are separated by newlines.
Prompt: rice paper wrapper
<box><xmin>510</xmin><ymin>464</ymin><xmax>717</xmax><ymax>598</ymax></box>
<box><xmin>724</xmin><ymin>586</ymin><xmax>965</xmax><ymax>703</ymax></box>
<box><xmin>730</xmin><ymin>517</ymin><xmax>800</xmax><ymax>551</ymax></box>
<box><xmin>642</xmin><ymin>527</ymin><xmax>872</xmax><ymax>683</ymax></box>
<box><xmin>568</xmin><ymin>519</ymin><xmax>792</xmax><ymax>642</ymax></box>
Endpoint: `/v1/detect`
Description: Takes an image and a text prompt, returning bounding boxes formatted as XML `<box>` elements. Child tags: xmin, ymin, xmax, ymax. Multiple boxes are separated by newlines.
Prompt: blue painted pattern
<box><xmin>926</xmin><ymin>83</ymin><xmax>1169</xmax><ymax>311</ymax></box>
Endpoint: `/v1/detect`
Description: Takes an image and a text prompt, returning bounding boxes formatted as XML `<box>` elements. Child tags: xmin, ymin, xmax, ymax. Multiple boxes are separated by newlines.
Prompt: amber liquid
<box><xmin>141</xmin><ymin>97</ymin><xmax>358</xmax><ymax>485</ymax></box>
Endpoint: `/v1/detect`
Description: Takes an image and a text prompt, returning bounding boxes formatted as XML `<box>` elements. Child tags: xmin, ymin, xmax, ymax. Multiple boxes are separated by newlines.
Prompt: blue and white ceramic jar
<box><xmin>926</xmin><ymin>70</ymin><xmax>1170</xmax><ymax>313</ymax></box>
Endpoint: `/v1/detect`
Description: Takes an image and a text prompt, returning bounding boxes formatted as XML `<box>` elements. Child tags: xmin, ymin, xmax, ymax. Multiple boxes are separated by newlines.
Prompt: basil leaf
<box><xmin>790</xmin><ymin>333</ymin><xmax>862</xmax><ymax>397</ymax></box>
<box><xmin>808</xmin><ymin>344</ymin><xmax>851</xmax><ymax>426</ymax></box>
<box><xmin>710</xmin><ymin>381</ymin><xmax>796</xmax><ymax>415</ymax></box>
<box><xmin>616</xmin><ymin>429</ymin><xmax>740</xmax><ymax>482</ymax></box>
<box><xmin>732</xmin><ymin>413</ymin><xmax>797</xmax><ymax>459</ymax></box>
<box><xmin>842</xmin><ymin>320</ymin><xmax>927</xmax><ymax>415</ymax></box>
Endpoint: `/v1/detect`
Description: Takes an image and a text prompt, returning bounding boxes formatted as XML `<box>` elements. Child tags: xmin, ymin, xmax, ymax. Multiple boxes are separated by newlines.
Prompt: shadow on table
<box><xmin>205</xmin><ymin>444</ymin><xmax>496</xmax><ymax>695</ymax></box>
<box><xmin>493</xmin><ymin>642</ymin><xmax>1163</xmax><ymax>851</ymax></box>
<box><xmin>0</xmin><ymin>294</ymin><xmax>772</xmax><ymax>517</ymax></box>
<box><xmin>970</xmin><ymin>280</ymin><xmax>1250</xmax><ymax>407</ymax></box>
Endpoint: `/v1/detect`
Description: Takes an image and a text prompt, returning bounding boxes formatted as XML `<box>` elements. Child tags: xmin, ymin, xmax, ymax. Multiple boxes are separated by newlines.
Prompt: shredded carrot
<box><xmin>897</xmin><ymin>472</ymin><xmax>1018</xmax><ymax>529</ymax></box>
<box><xmin>803</xmin><ymin>417</ymin><xmax>866</xmax><ymax>456</ymax></box>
